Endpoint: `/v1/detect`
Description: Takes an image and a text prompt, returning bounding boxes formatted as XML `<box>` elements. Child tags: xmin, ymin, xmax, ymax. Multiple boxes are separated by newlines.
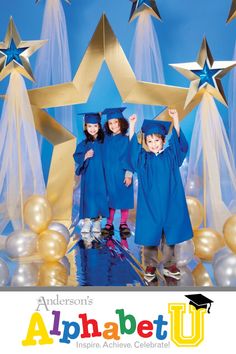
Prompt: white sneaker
<box><xmin>81</xmin><ymin>219</ymin><xmax>91</xmax><ymax>233</ymax></box>
<box><xmin>92</xmin><ymin>220</ymin><xmax>101</xmax><ymax>233</ymax></box>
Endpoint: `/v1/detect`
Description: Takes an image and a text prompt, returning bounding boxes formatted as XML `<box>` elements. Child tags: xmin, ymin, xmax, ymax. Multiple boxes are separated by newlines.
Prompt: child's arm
<box><xmin>168</xmin><ymin>109</ymin><xmax>180</xmax><ymax>136</ymax></box>
<box><xmin>122</xmin><ymin>114</ymin><xmax>138</xmax><ymax>186</ymax></box>
<box><xmin>129</xmin><ymin>114</ymin><xmax>137</xmax><ymax>140</ymax></box>
<box><xmin>125</xmin><ymin>114</ymin><xmax>143</xmax><ymax>172</ymax></box>
<box><xmin>73</xmin><ymin>142</ymin><xmax>93</xmax><ymax>175</ymax></box>
<box><xmin>168</xmin><ymin>109</ymin><xmax>188</xmax><ymax>166</ymax></box>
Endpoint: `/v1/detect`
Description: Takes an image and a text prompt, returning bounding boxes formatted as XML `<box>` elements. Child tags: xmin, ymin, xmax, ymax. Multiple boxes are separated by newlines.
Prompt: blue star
<box><xmin>191</xmin><ymin>61</ymin><xmax>221</xmax><ymax>89</ymax></box>
<box><xmin>0</xmin><ymin>39</ymin><xmax>28</xmax><ymax>67</ymax></box>
<box><xmin>129</xmin><ymin>0</ymin><xmax>161</xmax><ymax>22</ymax></box>
<box><xmin>136</xmin><ymin>0</ymin><xmax>152</xmax><ymax>8</ymax></box>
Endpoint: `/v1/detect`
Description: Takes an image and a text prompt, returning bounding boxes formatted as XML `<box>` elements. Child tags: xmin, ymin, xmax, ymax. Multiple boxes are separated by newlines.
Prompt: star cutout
<box><xmin>191</xmin><ymin>60</ymin><xmax>221</xmax><ymax>89</ymax></box>
<box><xmin>0</xmin><ymin>17</ymin><xmax>46</xmax><ymax>81</ymax></box>
<box><xmin>0</xmin><ymin>39</ymin><xmax>28</xmax><ymax>67</ymax></box>
<box><xmin>227</xmin><ymin>0</ymin><xmax>236</xmax><ymax>23</ymax></box>
<box><xmin>170</xmin><ymin>37</ymin><xmax>236</xmax><ymax>108</ymax></box>
<box><xmin>129</xmin><ymin>0</ymin><xmax>161</xmax><ymax>22</ymax></box>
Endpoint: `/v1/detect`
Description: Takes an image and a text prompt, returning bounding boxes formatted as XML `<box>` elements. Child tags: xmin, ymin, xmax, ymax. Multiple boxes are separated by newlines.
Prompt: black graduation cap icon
<box><xmin>185</xmin><ymin>294</ymin><xmax>213</xmax><ymax>313</ymax></box>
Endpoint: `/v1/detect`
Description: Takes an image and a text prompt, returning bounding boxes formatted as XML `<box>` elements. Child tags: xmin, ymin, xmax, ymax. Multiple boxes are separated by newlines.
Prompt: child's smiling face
<box><xmin>86</xmin><ymin>123</ymin><xmax>99</xmax><ymax>137</ymax></box>
<box><xmin>146</xmin><ymin>134</ymin><xmax>165</xmax><ymax>154</ymax></box>
<box><xmin>108</xmin><ymin>119</ymin><xmax>121</xmax><ymax>134</ymax></box>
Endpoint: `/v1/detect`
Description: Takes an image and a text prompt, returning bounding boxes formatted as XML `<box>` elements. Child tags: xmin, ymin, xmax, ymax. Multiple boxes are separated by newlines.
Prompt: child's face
<box><xmin>146</xmin><ymin>134</ymin><xmax>164</xmax><ymax>154</ymax></box>
<box><xmin>86</xmin><ymin>123</ymin><xmax>99</xmax><ymax>137</ymax></box>
<box><xmin>108</xmin><ymin>118</ymin><xmax>121</xmax><ymax>134</ymax></box>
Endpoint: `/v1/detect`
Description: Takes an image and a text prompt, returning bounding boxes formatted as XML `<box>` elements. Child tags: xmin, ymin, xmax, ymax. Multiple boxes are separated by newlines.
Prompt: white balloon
<box><xmin>11</xmin><ymin>263</ymin><xmax>39</xmax><ymax>287</ymax></box>
<box><xmin>214</xmin><ymin>254</ymin><xmax>236</xmax><ymax>286</ymax></box>
<box><xmin>48</xmin><ymin>222</ymin><xmax>70</xmax><ymax>243</ymax></box>
<box><xmin>0</xmin><ymin>258</ymin><xmax>10</xmax><ymax>286</ymax></box>
<box><xmin>5</xmin><ymin>230</ymin><xmax>37</xmax><ymax>258</ymax></box>
<box><xmin>178</xmin><ymin>266</ymin><xmax>195</xmax><ymax>286</ymax></box>
<box><xmin>213</xmin><ymin>247</ymin><xmax>232</xmax><ymax>267</ymax></box>
<box><xmin>174</xmin><ymin>239</ymin><xmax>195</xmax><ymax>267</ymax></box>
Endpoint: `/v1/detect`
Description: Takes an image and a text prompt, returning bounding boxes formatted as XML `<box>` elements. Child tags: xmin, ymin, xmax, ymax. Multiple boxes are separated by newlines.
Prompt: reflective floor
<box><xmin>0</xmin><ymin>223</ymin><xmax>215</xmax><ymax>287</ymax></box>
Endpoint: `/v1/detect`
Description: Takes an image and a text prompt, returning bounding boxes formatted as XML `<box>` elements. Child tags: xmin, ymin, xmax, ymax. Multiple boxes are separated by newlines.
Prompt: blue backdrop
<box><xmin>0</xmin><ymin>0</ymin><xmax>235</xmax><ymax>144</ymax></box>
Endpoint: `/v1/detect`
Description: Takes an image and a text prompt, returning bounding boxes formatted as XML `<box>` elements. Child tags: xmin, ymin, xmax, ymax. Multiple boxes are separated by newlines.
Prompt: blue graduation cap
<box><xmin>141</xmin><ymin>119</ymin><xmax>171</xmax><ymax>137</ymax></box>
<box><xmin>78</xmin><ymin>112</ymin><xmax>101</xmax><ymax>124</ymax></box>
<box><xmin>102</xmin><ymin>107</ymin><xmax>127</xmax><ymax>120</ymax></box>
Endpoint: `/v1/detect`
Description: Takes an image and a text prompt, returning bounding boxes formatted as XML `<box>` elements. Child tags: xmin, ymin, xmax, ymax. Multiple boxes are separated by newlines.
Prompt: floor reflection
<box><xmin>0</xmin><ymin>227</ymin><xmax>215</xmax><ymax>287</ymax></box>
<box><xmin>74</xmin><ymin>234</ymin><xmax>145</xmax><ymax>286</ymax></box>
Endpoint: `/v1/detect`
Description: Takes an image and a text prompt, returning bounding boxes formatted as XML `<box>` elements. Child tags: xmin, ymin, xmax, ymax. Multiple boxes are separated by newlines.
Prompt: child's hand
<box><xmin>168</xmin><ymin>109</ymin><xmax>179</xmax><ymax>121</ymax></box>
<box><xmin>129</xmin><ymin>114</ymin><xmax>137</xmax><ymax>126</ymax></box>
<box><xmin>124</xmin><ymin>177</ymin><xmax>132</xmax><ymax>187</ymax></box>
<box><xmin>84</xmin><ymin>149</ymin><xmax>94</xmax><ymax>160</ymax></box>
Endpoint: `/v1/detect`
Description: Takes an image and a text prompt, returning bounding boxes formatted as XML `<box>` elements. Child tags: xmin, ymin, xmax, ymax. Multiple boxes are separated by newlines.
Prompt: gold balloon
<box><xmin>24</xmin><ymin>195</ymin><xmax>52</xmax><ymax>233</ymax></box>
<box><xmin>192</xmin><ymin>263</ymin><xmax>213</xmax><ymax>286</ymax></box>
<box><xmin>193</xmin><ymin>228</ymin><xmax>225</xmax><ymax>261</ymax></box>
<box><xmin>38</xmin><ymin>230</ymin><xmax>67</xmax><ymax>262</ymax></box>
<box><xmin>39</xmin><ymin>262</ymin><xmax>68</xmax><ymax>286</ymax></box>
<box><xmin>223</xmin><ymin>215</ymin><xmax>236</xmax><ymax>253</ymax></box>
<box><xmin>186</xmin><ymin>196</ymin><xmax>204</xmax><ymax>230</ymax></box>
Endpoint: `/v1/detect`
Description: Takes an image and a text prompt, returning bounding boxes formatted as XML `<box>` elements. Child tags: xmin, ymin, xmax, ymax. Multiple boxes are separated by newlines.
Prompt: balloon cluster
<box><xmin>1</xmin><ymin>195</ymin><xmax>72</xmax><ymax>287</ymax></box>
<box><xmin>186</xmin><ymin>196</ymin><xmax>224</xmax><ymax>262</ymax></box>
<box><xmin>213</xmin><ymin>216</ymin><xmax>236</xmax><ymax>286</ymax></box>
<box><xmin>10</xmin><ymin>258</ymin><xmax>70</xmax><ymax>287</ymax></box>
<box><xmin>4</xmin><ymin>195</ymin><xmax>70</xmax><ymax>262</ymax></box>
<box><xmin>0</xmin><ymin>258</ymin><xmax>10</xmax><ymax>286</ymax></box>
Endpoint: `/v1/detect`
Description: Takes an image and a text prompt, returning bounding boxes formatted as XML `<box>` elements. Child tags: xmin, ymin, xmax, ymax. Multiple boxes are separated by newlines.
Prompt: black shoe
<box><xmin>119</xmin><ymin>223</ymin><xmax>131</xmax><ymax>237</ymax></box>
<box><xmin>101</xmin><ymin>224</ymin><xmax>114</xmax><ymax>237</ymax></box>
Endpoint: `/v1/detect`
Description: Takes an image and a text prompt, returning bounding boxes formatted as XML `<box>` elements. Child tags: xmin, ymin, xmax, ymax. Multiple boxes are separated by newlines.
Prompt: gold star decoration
<box><xmin>0</xmin><ymin>17</ymin><xmax>46</xmax><ymax>82</ymax></box>
<box><xmin>129</xmin><ymin>0</ymin><xmax>161</xmax><ymax>22</ymax></box>
<box><xmin>227</xmin><ymin>0</ymin><xmax>236</xmax><ymax>23</ymax></box>
<box><xmin>170</xmin><ymin>37</ymin><xmax>236</xmax><ymax>108</ymax></box>
<box><xmin>2</xmin><ymin>14</ymin><xmax>225</xmax><ymax>224</ymax></box>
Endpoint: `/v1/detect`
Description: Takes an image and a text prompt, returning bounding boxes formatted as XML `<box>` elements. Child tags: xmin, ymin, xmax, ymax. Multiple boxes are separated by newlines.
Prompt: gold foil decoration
<box><xmin>129</xmin><ymin>0</ymin><xmax>162</xmax><ymax>22</ymax></box>
<box><xmin>227</xmin><ymin>0</ymin><xmax>236</xmax><ymax>23</ymax></box>
<box><xmin>170</xmin><ymin>37</ymin><xmax>236</xmax><ymax>108</ymax></box>
<box><xmin>0</xmin><ymin>17</ymin><xmax>46</xmax><ymax>82</ymax></box>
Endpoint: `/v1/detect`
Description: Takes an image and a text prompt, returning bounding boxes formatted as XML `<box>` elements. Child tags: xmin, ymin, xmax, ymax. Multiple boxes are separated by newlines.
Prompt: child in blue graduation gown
<box><xmin>128</xmin><ymin>109</ymin><xmax>193</xmax><ymax>282</ymax></box>
<box><xmin>73</xmin><ymin>113</ymin><xmax>109</xmax><ymax>234</ymax></box>
<box><xmin>101</xmin><ymin>107</ymin><xmax>134</xmax><ymax>244</ymax></box>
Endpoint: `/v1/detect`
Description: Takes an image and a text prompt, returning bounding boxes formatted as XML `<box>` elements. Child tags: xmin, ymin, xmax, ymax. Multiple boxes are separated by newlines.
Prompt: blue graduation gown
<box><xmin>73</xmin><ymin>139</ymin><xmax>109</xmax><ymax>219</ymax></box>
<box><xmin>102</xmin><ymin>134</ymin><xmax>134</xmax><ymax>210</ymax></box>
<box><xmin>128</xmin><ymin>128</ymin><xmax>193</xmax><ymax>246</ymax></box>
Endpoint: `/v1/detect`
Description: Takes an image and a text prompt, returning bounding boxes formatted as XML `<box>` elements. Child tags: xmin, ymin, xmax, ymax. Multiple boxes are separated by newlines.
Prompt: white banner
<box><xmin>0</xmin><ymin>291</ymin><xmax>233</xmax><ymax>353</ymax></box>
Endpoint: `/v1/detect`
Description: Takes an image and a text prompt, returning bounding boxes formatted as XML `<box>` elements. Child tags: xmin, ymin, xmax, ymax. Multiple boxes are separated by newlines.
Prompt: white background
<box><xmin>0</xmin><ymin>291</ymin><xmax>234</xmax><ymax>353</ymax></box>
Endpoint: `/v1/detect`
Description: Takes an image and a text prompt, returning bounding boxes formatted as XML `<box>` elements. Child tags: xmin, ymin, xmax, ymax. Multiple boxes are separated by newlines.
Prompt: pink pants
<box><xmin>107</xmin><ymin>208</ymin><xmax>129</xmax><ymax>225</ymax></box>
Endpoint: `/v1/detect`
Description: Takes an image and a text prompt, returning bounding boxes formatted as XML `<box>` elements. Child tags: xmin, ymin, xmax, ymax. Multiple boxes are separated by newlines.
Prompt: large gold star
<box><xmin>129</xmin><ymin>0</ymin><xmax>161</xmax><ymax>22</ymax></box>
<box><xmin>227</xmin><ymin>0</ymin><xmax>236</xmax><ymax>23</ymax></box>
<box><xmin>0</xmin><ymin>17</ymin><xmax>46</xmax><ymax>82</ymax></box>
<box><xmin>23</xmin><ymin>14</ymin><xmax>193</xmax><ymax>223</ymax></box>
<box><xmin>170</xmin><ymin>37</ymin><xmax>236</xmax><ymax>108</ymax></box>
